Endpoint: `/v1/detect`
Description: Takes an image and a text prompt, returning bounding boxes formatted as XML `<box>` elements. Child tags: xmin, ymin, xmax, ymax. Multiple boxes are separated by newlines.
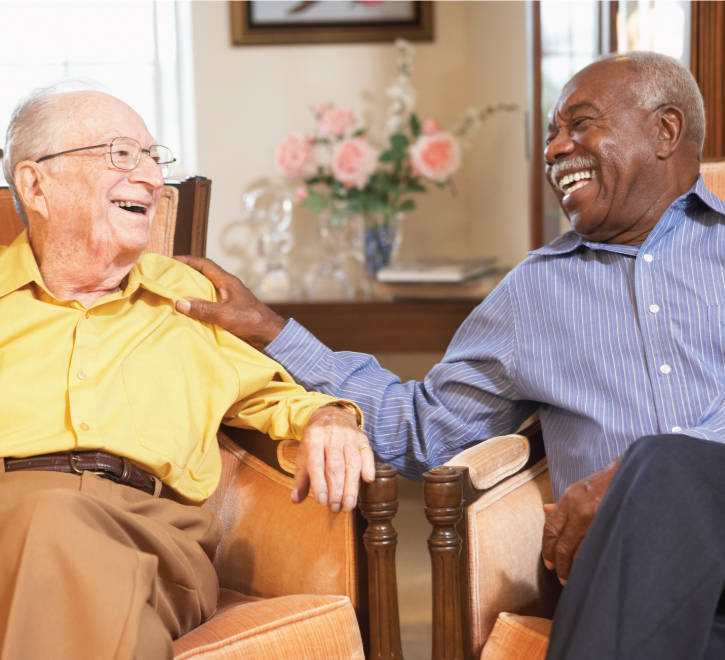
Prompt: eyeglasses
<box><xmin>35</xmin><ymin>137</ymin><xmax>176</xmax><ymax>178</ymax></box>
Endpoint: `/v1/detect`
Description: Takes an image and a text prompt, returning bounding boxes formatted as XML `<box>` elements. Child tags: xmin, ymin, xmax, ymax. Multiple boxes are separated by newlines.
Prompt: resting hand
<box><xmin>295</xmin><ymin>406</ymin><xmax>376</xmax><ymax>513</ymax></box>
<box><xmin>173</xmin><ymin>255</ymin><xmax>286</xmax><ymax>351</ymax></box>
<box><xmin>541</xmin><ymin>456</ymin><xmax>621</xmax><ymax>585</ymax></box>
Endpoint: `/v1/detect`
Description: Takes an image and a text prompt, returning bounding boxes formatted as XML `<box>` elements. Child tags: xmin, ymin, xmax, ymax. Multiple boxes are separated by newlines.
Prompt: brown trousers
<box><xmin>0</xmin><ymin>469</ymin><xmax>222</xmax><ymax>660</ymax></box>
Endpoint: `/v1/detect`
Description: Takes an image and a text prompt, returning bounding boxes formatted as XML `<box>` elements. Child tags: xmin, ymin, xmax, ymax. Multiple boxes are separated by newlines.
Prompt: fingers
<box><xmin>291</xmin><ymin>443</ymin><xmax>311</xmax><ymax>504</ymax></box>
<box><xmin>306</xmin><ymin>438</ymin><xmax>330</xmax><ymax>508</ymax></box>
<box><xmin>360</xmin><ymin>438</ymin><xmax>376</xmax><ymax>483</ymax></box>
<box><xmin>341</xmin><ymin>436</ymin><xmax>365</xmax><ymax>511</ymax></box>
<box><xmin>175</xmin><ymin>297</ymin><xmax>224</xmax><ymax>325</ymax></box>
<box><xmin>174</xmin><ymin>255</ymin><xmax>235</xmax><ymax>288</ymax></box>
<box><xmin>324</xmin><ymin>440</ymin><xmax>347</xmax><ymax>513</ymax></box>
<box><xmin>541</xmin><ymin>504</ymin><xmax>566</xmax><ymax>571</ymax></box>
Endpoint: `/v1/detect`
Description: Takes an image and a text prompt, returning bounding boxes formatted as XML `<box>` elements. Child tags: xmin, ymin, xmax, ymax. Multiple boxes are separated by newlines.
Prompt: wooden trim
<box><xmin>691</xmin><ymin>1</ymin><xmax>725</xmax><ymax>159</ymax></box>
<box><xmin>230</xmin><ymin>1</ymin><xmax>434</xmax><ymax>46</ymax></box>
<box><xmin>359</xmin><ymin>463</ymin><xmax>404</xmax><ymax>660</ymax></box>
<box><xmin>173</xmin><ymin>176</ymin><xmax>211</xmax><ymax>258</ymax></box>
<box><xmin>268</xmin><ymin>298</ymin><xmax>479</xmax><ymax>353</ymax></box>
<box><xmin>424</xmin><ymin>466</ymin><xmax>466</xmax><ymax>660</ymax></box>
<box><xmin>526</xmin><ymin>1</ymin><xmax>543</xmax><ymax>250</ymax></box>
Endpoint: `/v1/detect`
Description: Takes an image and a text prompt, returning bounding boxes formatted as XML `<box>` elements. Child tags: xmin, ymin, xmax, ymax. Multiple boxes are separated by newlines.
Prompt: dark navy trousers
<box><xmin>546</xmin><ymin>434</ymin><xmax>725</xmax><ymax>660</ymax></box>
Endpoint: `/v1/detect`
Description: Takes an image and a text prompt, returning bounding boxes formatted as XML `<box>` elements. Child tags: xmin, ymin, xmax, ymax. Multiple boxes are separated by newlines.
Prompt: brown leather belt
<box><xmin>4</xmin><ymin>451</ymin><xmax>165</xmax><ymax>497</ymax></box>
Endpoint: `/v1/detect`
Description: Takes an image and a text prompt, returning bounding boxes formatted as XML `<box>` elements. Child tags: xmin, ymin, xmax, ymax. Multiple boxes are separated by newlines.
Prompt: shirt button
<box><xmin>79</xmin><ymin>423</ymin><xmax>90</xmax><ymax>431</ymax></box>
<box><xmin>660</xmin><ymin>364</ymin><xmax>672</xmax><ymax>374</ymax></box>
<box><xmin>672</xmin><ymin>426</ymin><xmax>683</xmax><ymax>432</ymax></box>
<box><xmin>643</xmin><ymin>254</ymin><xmax>654</xmax><ymax>262</ymax></box>
<box><xmin>77</xmin><ymin>369</ymin><xmax>87</xmax><ymax>380</ymax></box>
<box><xmin>649</xmin><ymin>304</ymin><xmax>660</xmax><ymax>314</ymax></box>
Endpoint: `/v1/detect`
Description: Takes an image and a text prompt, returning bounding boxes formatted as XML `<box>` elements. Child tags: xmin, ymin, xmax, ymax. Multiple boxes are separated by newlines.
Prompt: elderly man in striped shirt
<box><xmin>179</xmin><ymin>51</ymin><xmax>725</xmax><ymax>659</ymax></box>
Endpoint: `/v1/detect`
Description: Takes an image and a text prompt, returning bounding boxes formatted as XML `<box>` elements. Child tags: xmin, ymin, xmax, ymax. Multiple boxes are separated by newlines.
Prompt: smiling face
<box><xmin>36</xmin><ymin>91</ymin><xmax>164</xmax><ymax>259</ymax></box>
<box><xmin>545</xmin><ymin>59</ymin><xmax>675</xmax><ymax>244</ymax></box>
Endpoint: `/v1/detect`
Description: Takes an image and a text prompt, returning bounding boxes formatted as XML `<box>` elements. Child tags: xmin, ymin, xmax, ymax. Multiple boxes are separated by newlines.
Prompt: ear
<box><xmin>654</xmin><ymin>105</ymin><xmax>685</xmax><ymax>160</ymax></box>
<box><xmin>14</xmin><ymin>161</ymin><xmax>50</xmax><ymax>222</ymax></box>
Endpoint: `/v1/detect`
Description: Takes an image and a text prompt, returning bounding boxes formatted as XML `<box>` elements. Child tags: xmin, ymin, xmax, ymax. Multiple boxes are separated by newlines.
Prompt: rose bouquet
<box><xmin>274</xmin><ymin>39</ymin><xmax>515</xmax><ymax>279</ymax></box>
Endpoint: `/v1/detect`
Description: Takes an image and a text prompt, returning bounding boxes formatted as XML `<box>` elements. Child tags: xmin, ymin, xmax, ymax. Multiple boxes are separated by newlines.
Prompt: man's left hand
<box><xmin>295</xmin><ymin>405</ymin><xmax>376</xmax><ymax>513</ymax></box>
<box><xmin>541</xmin><ymin>456</ymin><xmax>621</xmax><ymax>585</ymax></box>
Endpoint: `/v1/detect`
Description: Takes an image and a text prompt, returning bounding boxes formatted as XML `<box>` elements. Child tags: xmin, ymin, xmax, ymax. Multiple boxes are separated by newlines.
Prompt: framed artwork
<box><xmin>230</xmin><ymin>1</ymin><xmax>434</xmax><ymax>46</ymax></box>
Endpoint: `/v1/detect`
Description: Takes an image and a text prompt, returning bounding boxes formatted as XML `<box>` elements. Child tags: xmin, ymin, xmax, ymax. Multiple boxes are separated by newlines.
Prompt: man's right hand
<box><xmin>174</xmin><ymin>255</ymin><xmax>286</xmax><ymax>351</ymax></box>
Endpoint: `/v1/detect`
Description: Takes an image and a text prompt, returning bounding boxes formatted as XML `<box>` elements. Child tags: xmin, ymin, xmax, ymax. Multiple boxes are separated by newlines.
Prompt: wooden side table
<box><xmin>269</xmin><ymin>299</ymin><xmax>482</xmax><ymax>353</ymax></box>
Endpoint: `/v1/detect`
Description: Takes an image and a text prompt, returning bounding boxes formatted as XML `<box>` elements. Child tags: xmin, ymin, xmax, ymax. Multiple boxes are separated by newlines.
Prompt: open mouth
<box><xmin>558</xmin><ymin>169</ymin><xmax>596</xmax><ymax>196</ymax></box>
<box><xmin>113</xmin><ymin>200</ymin><xmax>149</xmax><ymax>215</ymax></box>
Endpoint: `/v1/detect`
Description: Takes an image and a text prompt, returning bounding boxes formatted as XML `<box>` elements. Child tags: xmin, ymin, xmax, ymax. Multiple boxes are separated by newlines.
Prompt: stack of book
<box><xmin>375</xmin><ymin>259</ymin><xmax>505</xmax><ymax>299</ymax></box>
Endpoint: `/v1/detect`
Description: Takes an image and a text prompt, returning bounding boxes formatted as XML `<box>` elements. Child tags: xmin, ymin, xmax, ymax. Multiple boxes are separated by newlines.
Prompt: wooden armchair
<box><xmin>422</xmin><ymin>159</ymin><xmax>725</xmax><ymax>660</ymax></box>
<box><xmin>0</xmin><ymin>178</ymin><xmax>403</xmax><ymax>659</ymax></box>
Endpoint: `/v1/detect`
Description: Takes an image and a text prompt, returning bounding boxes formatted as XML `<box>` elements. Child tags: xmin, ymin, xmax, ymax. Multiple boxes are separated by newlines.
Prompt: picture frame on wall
<box><xmin>230</xmin><ymin>1</ymin><xmax>434</xmax><ymax>46</ymax></box>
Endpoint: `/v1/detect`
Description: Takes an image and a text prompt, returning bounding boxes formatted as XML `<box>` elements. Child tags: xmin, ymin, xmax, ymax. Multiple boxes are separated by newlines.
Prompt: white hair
<box><xmin>599</xmin><ymin>51</ymin><xmax>706</xmax><ymax>159</ymax></box>
<box><xmin>2</xmin><ymin>79</ymin><xmax>108</xmax><ymax>226</ymax></box>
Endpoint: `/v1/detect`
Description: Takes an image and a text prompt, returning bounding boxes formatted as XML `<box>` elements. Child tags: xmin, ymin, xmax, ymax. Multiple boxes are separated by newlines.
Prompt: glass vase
<box><xmin>364</xmin><ymin>211</ymin><xmax>404</xmax><ymax>279</ymax></box>
<box><xmin>308</xmin><ymin>205</ymin><xmax>358</xmax><ymax>301</ymax></box>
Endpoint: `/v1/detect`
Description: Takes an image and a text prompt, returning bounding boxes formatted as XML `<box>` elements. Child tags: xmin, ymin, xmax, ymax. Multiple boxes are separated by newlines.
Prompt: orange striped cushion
<box><xmin>480</xmin><ymin>613</ymin><xmax>552</xmax><ymax>660</ymax></box>
<box><xmin>174</xmin><ymin>589</ymin><xmax>364</xmax><ymax>660</ymax></box>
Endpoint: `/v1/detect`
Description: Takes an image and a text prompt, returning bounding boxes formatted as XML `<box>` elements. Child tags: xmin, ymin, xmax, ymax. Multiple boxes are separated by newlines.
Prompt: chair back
<box><xmin>701</xmin><ymin>158</ymin><xmax>725</xmax><ymax>201</ymax></box>
<box><xmin>0</xmin><ymin>178</ymin><xmax>210</xmax><ymax>257</ymax></box>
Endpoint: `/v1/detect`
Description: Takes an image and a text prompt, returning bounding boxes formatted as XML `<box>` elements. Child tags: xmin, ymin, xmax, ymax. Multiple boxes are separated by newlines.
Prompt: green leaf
<box><xmin>409</xmin><ymin>113</ymin><xmax>421</xmax><ymax>138</ymax></box>
<box><xmin>389</xmin><ymin>133</ymin><xmax>410</xmax><ymax>150</ymax></box>
<box><xmin>379</xmin><ymin>150</ymin><xmax>396</xmax><ymax>163</ymax></box>
<box><xmin>404</xmin><ymin>180</ymin><xmax>427</xmax><ymax>193</ymax></box>
<box><xmin>303</xmin><ymin>192</ymin><xmax>328</xmax><ymax>214</ymax></box>
<box><xmin>398</xmin><ymin>199</ymin><xmax>416</xmax><ymax>212</ymax></box>
<box><xmin>352</xmin><ymin>128</ymin><xmax>367</xmax><ymax>137</ymax></box>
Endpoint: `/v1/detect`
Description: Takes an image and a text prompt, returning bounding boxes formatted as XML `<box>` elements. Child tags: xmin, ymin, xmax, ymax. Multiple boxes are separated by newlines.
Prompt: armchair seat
<box><xmin>481</xmin><ymin>613</ymin><xmax>551</xmax><ymax>660</ymax></box>
<box><xmin>174</xmin><ymin>590</ymin><xmax>364</xmax><ymax>659</ymax></box>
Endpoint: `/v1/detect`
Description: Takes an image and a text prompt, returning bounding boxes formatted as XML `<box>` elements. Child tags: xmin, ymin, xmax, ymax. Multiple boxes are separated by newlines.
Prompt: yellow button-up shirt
<box><xmin>0</xmin><ymin>231</ymin><xmax>344</xmax><ymax>503</ymax></box>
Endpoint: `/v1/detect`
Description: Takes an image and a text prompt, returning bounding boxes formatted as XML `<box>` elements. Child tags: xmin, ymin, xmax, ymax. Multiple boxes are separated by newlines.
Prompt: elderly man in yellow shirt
<box><xmin>0</xmin><ymin>86</ymin><xmax>374</xmax><ymax>660</ymax></box>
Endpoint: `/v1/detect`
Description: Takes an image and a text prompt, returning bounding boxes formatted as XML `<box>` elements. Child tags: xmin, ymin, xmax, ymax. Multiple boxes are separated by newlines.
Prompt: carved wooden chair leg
<box><xmin>424</xmin><ymin>466</ymin><xmax>465</xmax><ymax>660</ymax></box>
<box><xmin>360</xmin><ymin>462</ymin><xmax>404</xmax><ymax>660</ymax></box>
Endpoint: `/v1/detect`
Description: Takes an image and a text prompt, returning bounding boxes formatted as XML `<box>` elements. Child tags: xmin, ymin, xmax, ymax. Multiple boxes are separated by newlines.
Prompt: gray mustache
<box><xmin>551</xmin><ymin>155</ymin><xmax>598</xmax><ymax>177</ymax></box>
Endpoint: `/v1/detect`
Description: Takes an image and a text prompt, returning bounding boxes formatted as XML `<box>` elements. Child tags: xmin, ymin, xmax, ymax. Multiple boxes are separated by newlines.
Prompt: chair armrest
<box><xmin>444</xmin><ymin>434</ymin><xmax>530</xmax><ymax>490</ymax></box>
<box><xmin>424</xmin><ymin>420</ymin><xmax>560</xmax><ymax>660</ymax></box>
<box><xmin>210</xmin><ymin>429</ymin><xmax>404</xmax><ymax>660</ymax></box>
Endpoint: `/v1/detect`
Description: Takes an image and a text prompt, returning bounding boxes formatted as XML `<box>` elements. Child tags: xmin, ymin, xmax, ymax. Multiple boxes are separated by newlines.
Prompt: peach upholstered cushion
<box><xmin>701</xmin><ymin>160</ymin><xmax>725</xmax><ymax>201</ymax></box>
<box><xmin>206</xmin><ymin>433</ymin><xmax>357</xmax><ymax>603</ymax></box>
<box><xmin>480</xmin><ymin>613</ymin><xmax>552</xmax><ymax>660</ymax></box>
<box><xmin>173</xmin><ymin>589</ymin><xmax>364</xmax><ymax>660</ymax></box>
<box><xmin>466</xmin><ymin>459</ymin><xmax>559</xmax><ymax>657</ymax></box>
<box><xmin>445</xmin><ymin>434</ymin><xmax>530</xmax><ymax>490</ymax></box>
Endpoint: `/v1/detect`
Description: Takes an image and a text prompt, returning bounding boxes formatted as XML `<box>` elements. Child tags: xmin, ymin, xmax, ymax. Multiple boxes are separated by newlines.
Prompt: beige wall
<box><xmin>191</xmin><ymin>0</ymin><xmax>529</xmax><ymax>283</ymax></box>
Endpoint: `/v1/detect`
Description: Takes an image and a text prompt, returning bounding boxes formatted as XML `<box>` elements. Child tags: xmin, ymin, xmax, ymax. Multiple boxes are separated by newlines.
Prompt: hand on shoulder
<box><xmin>173</xmin><ymin>255</ymin><xmax>286</xmax><ymax>351</ymax></box>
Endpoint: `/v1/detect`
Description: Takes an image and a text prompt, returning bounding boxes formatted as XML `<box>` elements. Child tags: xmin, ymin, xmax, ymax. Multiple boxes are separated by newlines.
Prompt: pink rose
<box><xmin>409</xmin><ymin>131</ymin><xmax>462</xmax><ymax>183</ymax></box>
<box><xmin>421</xmin><ymin>119</ymin><xmax>441</xmax><ymax>134</ymax></box>
<box><xmin>295</xmin><ymin>186</ymin><xmax>309</xmax><ymax>201</ymax></box>
<box><xmin>331</xmin><ymin>137</ymin><xmax>379</xmax><ymax>189</ymax></box>
<box><xmin>274</xmin><ymin>133</ymin><xmax>316</xmax><ymax>179</ymax></box>
<box><xmin>317</xmin><ymin>105</ymin><xmax>356</xmax><ymax>138</ymax></box>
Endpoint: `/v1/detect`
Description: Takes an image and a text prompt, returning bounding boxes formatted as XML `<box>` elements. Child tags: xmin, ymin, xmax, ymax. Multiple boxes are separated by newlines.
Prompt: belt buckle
<box><xmin>68</xmin><ymin>452</ymin><xmax>108</xmax><ymax>478</ymax></box>
<box><xmin>68</xmin><ymin>452</ymin><xmax>84</xmax><ymax>475</ymax></box>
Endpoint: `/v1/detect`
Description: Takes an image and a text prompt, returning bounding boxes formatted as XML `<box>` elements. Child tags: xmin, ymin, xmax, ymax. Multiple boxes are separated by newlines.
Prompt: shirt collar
<box><xmin>528</xmin><ymin>174</ymin><xmax>724</xmax><ymax>258</ymax></box>
<box><xmin>0</xmin><ymin>230</ymin><xmax>177</xmax><ymax>304</ymax></box>
<box><xmin>0</xmin><ymin>230</ymin><xmax>45</xmax><ymax>299</ymax></box>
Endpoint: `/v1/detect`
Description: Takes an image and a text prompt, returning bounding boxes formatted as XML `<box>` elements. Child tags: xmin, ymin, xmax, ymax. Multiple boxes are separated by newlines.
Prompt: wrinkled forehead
<box><xmin>548</xmin><ymin>59</ymin><xmax>639</xmax><ymax>126</ymax></box>
<box><xmin>52</xmin><ymin>91</ymin><xmax>155</xmax><ymax>148</ymax></box>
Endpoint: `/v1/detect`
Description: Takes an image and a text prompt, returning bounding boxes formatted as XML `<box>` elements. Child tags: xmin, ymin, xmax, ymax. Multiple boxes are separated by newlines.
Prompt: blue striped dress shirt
<box><xmin>265</xmin><ymin>176</ymin><xmax>725</xmax><ymax>499</ymax></box>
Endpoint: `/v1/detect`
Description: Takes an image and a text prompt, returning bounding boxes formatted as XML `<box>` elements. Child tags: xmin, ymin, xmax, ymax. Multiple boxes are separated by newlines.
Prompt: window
<box><xmin>0</xmin><ymin>0</ymin><xmax>196</xmax><ymax>184</ymax></box>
